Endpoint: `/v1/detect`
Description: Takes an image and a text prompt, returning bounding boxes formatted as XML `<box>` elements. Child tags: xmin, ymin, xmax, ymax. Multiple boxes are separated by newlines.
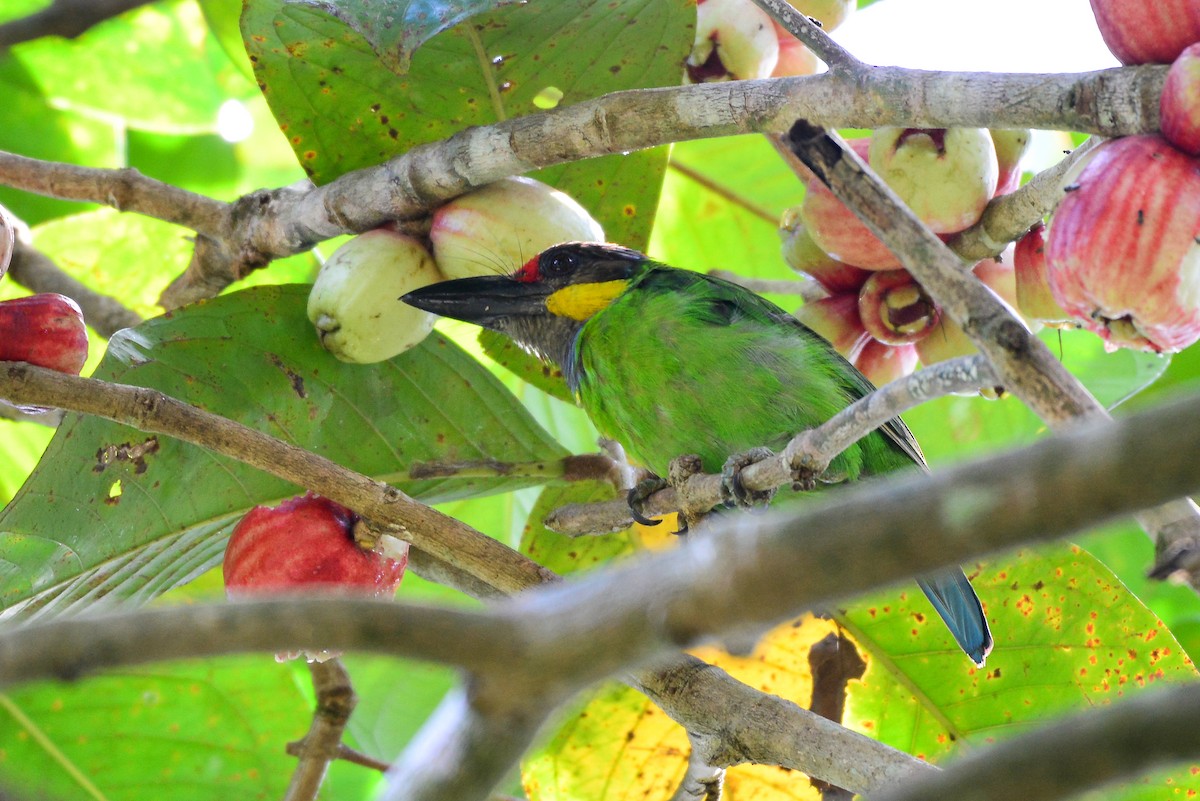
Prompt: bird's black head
<box><xmin>402</xmin><ymin>242</ymin><xmax>647</xmax><ymax>370</ymax></box>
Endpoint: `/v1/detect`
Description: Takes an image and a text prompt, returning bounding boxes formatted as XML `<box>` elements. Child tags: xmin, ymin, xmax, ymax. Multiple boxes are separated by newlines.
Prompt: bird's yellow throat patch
<box><xmin>545</xmin><ymin>280</ymin><xmax>628</xmax><ymax>321</ymax></box>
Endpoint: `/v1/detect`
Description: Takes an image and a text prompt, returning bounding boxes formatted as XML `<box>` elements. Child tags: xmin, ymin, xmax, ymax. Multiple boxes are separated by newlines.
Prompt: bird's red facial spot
<box><xmin>514</xmin><ymin>256</ymin><xmax>540</xmax><ymax>283</ymax></box>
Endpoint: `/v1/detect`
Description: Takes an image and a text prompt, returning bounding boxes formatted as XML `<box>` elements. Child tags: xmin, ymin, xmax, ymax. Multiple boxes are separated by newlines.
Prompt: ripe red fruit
<box><xmin>857</xmin><ymin>269</ymin><xmax>941</xmax><ymax>346</ymax></box>
<box><xmin>794</xmin><ymin>293</ymin><xmax>871</xmax><ymax>360</ymax></box>
<box><xmin>1045</xmin><ymin>135</ymin><xmax>1200</xmax><ymax>353</ymax></box>
<box><xmin>1088</xmin><ymin>0</ymin><xmax>1200</xmax><ymax>65</ymax></box>
<box><xmin>1161</xmin><ymin>43</ymin><xmax>1200</xmax><ymax>156</ymax></box>
<box><xmin>0</xmin><ymin>293</ymin><xmax>88</xmax><ymax>375</ymax></box>
<box><xmin>1014</xmin><ymin>223</ymin><xmax>1077</xmax><ymax>328</ymax></box>
<box><xmin>779</xmin><ymin>212</ymin><xmax>871</xmax><ymax>293</ymax></box>
<box><xmin>224</xmin><ymin>493</ymin><xmax>407</xmax><ymax>599</ymax></box>
<box><xmin>852</xmin><ymin>339</ymin><xmax>918</xmax><ymax>387</ymax></box>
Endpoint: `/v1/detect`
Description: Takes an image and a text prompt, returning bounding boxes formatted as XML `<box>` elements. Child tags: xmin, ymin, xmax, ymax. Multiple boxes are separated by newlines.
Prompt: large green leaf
<box><xmin>843</xmin><ymin>544</ymin><xmax>1197</xmax><ymax>795</ymax></box>
<box><xmin>0</xmin><ymin>284</ymin><xmax>566</xmax><ymax>619</ymax></box>
<box><xmin>285</xmin><ymin>0</ymin><xmax>517</xmax><ymax>75</ymax></box>
<box><xmin>242</xmin><ymin>0</ymin><xmax>693</xmax><ymax>247</ymax></box>
<box><xmin>0</xmin><ymin>656</ymin><xmax>310</xmax><ymax>801</ymax></box>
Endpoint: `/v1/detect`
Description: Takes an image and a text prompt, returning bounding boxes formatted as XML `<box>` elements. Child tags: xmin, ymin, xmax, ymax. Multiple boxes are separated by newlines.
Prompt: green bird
<box><xmin>403</xmin><ymin>241</ymin><xmax>992</xmax><ymax>665</ymax></box>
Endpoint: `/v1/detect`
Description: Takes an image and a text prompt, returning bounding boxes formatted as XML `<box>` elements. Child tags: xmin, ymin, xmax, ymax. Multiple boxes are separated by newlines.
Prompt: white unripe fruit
<box><xmin>431</xmin><ymin>177</ymin><xmax>604</xmax><ymax>279</ymax></box>
<box><xmin>307</xmin><ymin>228</ymin><xmax>443</xmax><ymax>364</ymax></box>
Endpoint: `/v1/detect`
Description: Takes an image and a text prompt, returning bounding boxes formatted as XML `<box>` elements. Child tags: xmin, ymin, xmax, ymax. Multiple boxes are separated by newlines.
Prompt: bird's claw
<box><xmin>721</xmin><ymin>447</ymin><xmax>777</xmax><ymax>508</ymax></box>
<box><xmin>627</xmin><ymin>476</ymin><xmax>670</xmax><ymax>527</ymax></box>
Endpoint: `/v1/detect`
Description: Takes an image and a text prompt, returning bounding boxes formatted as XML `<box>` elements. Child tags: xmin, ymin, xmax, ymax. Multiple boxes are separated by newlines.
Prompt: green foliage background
<box><xmin>1</xmin><ymin>1</ymin><xmax>1199</xmax><ymax>800</ymax></box>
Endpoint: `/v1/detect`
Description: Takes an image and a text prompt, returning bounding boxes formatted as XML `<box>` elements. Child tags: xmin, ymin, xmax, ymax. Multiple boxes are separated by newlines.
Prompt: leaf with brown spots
<box><xmin>242</xmin><ymin>0</ymin><xmax>694</xmax><ymax>247</ymax></box>
<box><xmin>842</xmin><ymin>544</ymin><xmax>1199</xmax><ymax>797</ymax></box>
<box><xmin>523</xmin><ymin>616</ymin><xmax>838</xmax><ymax>801</ymax></box>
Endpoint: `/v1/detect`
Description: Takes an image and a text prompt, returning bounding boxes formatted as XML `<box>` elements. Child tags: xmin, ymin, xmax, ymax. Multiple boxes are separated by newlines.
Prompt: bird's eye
<box><xmin>543</xmin><ymin>249</ymin><xmax>579</xmax><ymax>276</ymax></box>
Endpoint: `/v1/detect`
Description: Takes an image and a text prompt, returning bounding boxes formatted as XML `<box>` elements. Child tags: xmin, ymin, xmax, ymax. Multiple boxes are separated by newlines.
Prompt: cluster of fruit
<box><xmin>779</xmin><ymin>0</ymin><xmax>1200</xmax><ymax>386</ymax></box>
<box><xmin>687</xmin><ymin>0</ymin><xmax>854</xmax><ymax>82</ymax></box>
<box><xmin>1040</xmin><ymin>0</ymin><xmax>1200</xmax><ymax>353</ymax></box>
<box><xmin>306</xmin><ymin>176</ymin><xmax>604</xmax><ymax>364</ymax></box>
<box><xmin>0</xmin><ymin>223</ymin><xmax>90</xmax><ymax>410</ymax></box>
<box><xmin>781</xmin><ymin>127</ymin><xmax>1028</xmax><ymax>387</ymax></box>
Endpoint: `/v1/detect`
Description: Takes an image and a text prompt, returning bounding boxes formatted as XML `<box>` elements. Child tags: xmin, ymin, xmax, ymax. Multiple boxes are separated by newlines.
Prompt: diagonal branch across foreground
<box><xmin>3</xmin><ymin>383</ymin><xmax>1200</xmax><ymax>799</ymax></box>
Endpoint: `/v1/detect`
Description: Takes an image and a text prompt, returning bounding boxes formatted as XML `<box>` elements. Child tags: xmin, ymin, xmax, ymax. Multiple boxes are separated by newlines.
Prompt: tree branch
<box><xmin>7</xmin><ymin>384</ymin><xmax>1200</xmax><ymax>799</ymax></box>
<box><xmin>0</xmin><ymin>67</ymin><xmax>1164</xmax><ymax>307</ymax></box>
<box><xmin>283</xmin><ymin>659</ymin><xmax>358</xmax><ymax>801</ymax></box>
<box><xmin>545</xmin><ymin>355</ymin><xmax>996</xmax><ymax>535</ymax></box>
<box><xmin>0</xmin><ymin>361</ymin><xmax>555</xmax><ymax>594</ymax></box>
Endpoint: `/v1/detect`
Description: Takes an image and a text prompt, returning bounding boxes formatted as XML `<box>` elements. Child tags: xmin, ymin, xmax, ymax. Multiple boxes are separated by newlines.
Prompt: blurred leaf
<box><xmin>243</xmin><ymin>0</ymin><xmax>693</xmax><ymax>247</ymax></box>
<box><xmin>285</xmin><ymin>0</ymin><xmax>516</xmax><ymax>74</ymax></box>
<box><xmin>13</xmin><ymin>0</ymin><xmax>241</xmax><ymax>133</ymax></box>
<box><xmin>649</xmin><ymin>135</ymin><xmax>796</xmax><ymax>288</ymax></box>
<box><xmin>524</xmin><ymin>615</ymin><xmax>840</xmax><ymax>801</ymax></box>
<box><xmin>844</xmin><ymin>544</ymin><xmax>1198</xmax><ymax>787</ymax></box>
<box><xmin>0</xmin><ymin>58</ymin><xmax>118</xmax><ymax>225</ymax></box>
<box><xmin>0</xmin><ymin>284</ymin><xmax>566</xmax><ymax>619</ymax></box>
<box><xmin>0</xmin><ymin>655</ymin><xmax>309</xmax><ymax>801</ymax></box>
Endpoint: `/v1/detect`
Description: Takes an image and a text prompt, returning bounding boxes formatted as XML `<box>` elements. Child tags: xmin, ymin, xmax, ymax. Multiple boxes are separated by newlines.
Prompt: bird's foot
<box><xmin>791</xmin><ymin>465</ymin><xmax>818</xmax><ymax>493</ymax></box>
<box><xmin>627</xmin><ymin>476</ymin><xmax>670</xmax><ymax>527</ymax></box>
<box><xmin>721</xmin><ymin>447</ymin><xmax>777</xmax><ymax>509</ymax></box>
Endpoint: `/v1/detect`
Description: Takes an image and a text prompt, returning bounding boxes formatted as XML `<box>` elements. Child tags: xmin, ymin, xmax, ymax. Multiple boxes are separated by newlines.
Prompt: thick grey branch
<box><xmin>6</xmin><ymin>386</ymin><xmax>1200</xmax><ymax>800</ymax></box>
<box><xmin>0</xmin><ymin>69</ymin><xmax>1164</xmax><ymax>308</ymax></box>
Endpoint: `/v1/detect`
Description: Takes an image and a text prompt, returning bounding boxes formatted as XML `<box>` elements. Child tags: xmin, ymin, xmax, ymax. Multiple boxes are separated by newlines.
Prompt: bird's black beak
<box><xmin>402</xmin><ymin>275</ymin><xmax>551</xmax><ymax>328</ymax></box>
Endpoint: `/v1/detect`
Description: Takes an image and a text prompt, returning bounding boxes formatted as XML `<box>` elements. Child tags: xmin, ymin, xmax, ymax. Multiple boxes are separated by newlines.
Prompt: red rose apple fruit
<box><xmin>1045</xmin><ymin>135</ymin><xmax>1200</xmax><ymax>353</ymax></box>
<box><xmin>1088</xmin><ymin>0</ymin><xmax>1200</xmax><ymax>65</ymax></box>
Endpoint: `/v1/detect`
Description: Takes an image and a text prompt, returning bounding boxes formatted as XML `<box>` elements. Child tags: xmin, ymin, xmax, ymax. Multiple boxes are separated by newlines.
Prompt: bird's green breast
<box><xmin>571</xmin><ymin>266</ymin><xmax>914</xmax><ymax>481</ymax></box>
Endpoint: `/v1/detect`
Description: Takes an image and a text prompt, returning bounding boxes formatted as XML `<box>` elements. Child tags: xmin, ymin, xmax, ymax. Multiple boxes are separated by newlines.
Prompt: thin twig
<box><xmin>751</xmin><ymin>0</ymin><xmax>863</xmax><ymax>70</ymax></box>
<box><xmin>545</xmin><ymin>355</ymin><xmax>995</xmax><ymax>535</ymax></box>
<box><xmin>283</xmin><ymin>659</ymin><xmax>358</xmax><ymax>801</ymax></box>
<box><xmin>0</xmin><ymin>152</ymin><xmax>229</xmax><ymax>237</ymax></box>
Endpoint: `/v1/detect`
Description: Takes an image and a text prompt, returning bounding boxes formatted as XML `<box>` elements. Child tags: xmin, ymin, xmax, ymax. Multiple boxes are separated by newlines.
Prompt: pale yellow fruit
<box><xmin>307</xmin><ymin>228</ymin><xmax>442</xmax><ymax>364</ymax></box>
<box><xmin>431</xmin><ymin>177</ymin><xmax>604</xmax><ymax>279</ymax></box>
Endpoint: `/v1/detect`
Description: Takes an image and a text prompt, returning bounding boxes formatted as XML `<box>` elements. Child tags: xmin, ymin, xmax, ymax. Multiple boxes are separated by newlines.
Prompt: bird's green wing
<box><xmin>634</xmin><ymin>266</ymin><xmax>926</xmax><ymax>470</ymax></box>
